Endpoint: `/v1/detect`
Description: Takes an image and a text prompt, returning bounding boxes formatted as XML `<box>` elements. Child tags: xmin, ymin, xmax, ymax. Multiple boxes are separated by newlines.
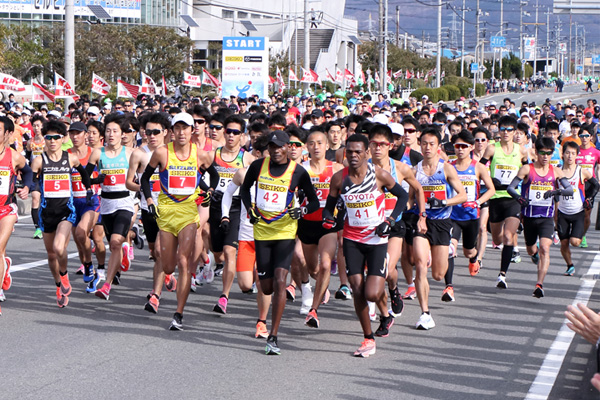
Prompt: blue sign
<box><xmin>592</xmin><ymin>55</ymin><xmax>600</xmax><ymax>64</ymax></box>
<box><xmin>223</xmin><ymin>37</ymin><xmax>266</xmax><ymax>51</ymax></box>
<box><xmin>490</xmin><ymin>36</ymin><xmax>506</xmax><ymax>48</ymax></box>
<box><xmin>470</xmin><ymin>63</ymin><xmax>479</xmax><ymax>73</ymax></box>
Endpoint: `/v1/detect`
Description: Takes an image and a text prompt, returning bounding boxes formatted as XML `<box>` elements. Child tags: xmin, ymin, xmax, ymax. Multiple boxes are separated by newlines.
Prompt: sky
<box><xmin>345</xmin><ymin>0</ymin><xmax>600</xmax><ymax>58</ymax></box>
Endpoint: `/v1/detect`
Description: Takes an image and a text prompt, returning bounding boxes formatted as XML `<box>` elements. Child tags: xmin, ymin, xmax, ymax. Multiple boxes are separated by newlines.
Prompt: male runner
<box><xmin>323</xmin><ymin>134</ymin><xmax>408</xmax><ymax>356</ymax></box>
<box><xmin>239</xmin><ymin>130</ymin><xmax>319</xmax><ymax>355</ymax></box>
<box><xmin>507</xmin><ymin>137</ymin><xmax>572</xmax><ymax>297</ymax></box>
<box><xmin>28</xmin><ymin>115</ymin><xmax>45</xmax><ymax>239</ymax></box>
<box><xmin>575</xmin><ymin>124</ymin><xmax>600</xmax><ymax>248</ymax></box>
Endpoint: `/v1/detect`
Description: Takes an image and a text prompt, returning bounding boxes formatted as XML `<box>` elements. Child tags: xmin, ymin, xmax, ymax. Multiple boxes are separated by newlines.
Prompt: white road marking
<box><xmin>10</xmin><ymin>253</ymin><xmax>80</xmax><ymax>273</ymax></box>
<box><xmin>525</xmin><ymin>252</ymin><xmax>600</xmax><ymax>399</ymax></box>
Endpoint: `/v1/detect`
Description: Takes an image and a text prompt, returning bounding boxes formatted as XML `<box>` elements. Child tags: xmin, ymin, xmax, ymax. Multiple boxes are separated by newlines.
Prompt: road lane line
<box><xmin>525</xmin><ymin>252</ymin><xmax>600</xmax><ymax>399</ymax></box>
<box><xmin>10</xmin><ymin>253</ymin><xmax>80</xmax><ymax>273</ymax></box>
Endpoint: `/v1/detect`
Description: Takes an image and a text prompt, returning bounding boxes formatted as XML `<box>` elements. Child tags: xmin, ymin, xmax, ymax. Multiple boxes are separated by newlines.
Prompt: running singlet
<box><xmin>451</xmin><ymin>160</ymin><xmax>480</xmax><ymax>221</ymax></box>
<box><xmin>29</xmin><ymin>139</ymin><xmax>44</xmax><ymax>161</ymax></box>
<box><xmin>558</xmin><ymin>166</ymin><xmax>585</xmax><ymax>215</ymax></box>
<box><xmin>301</xmin><ymin>160</ymin><xmax>333</xmax><ymax>221</ymax></box>
<box><xmin>0</xmin><ymin>147</ymin><xmax>16</xmax><ymax>206</ymax></box>
<box><xmin>40</xmin><ymin>151</ymin><xmax>72</xmax><ymax>207</ymax></box>
<box><xmin>340</xmin><ymin>164</ymin><xmax>387</xmax><ymax>246</ymax></box>
<box><xmin>98</xmin><ymin>147</ymin><xmax>133</xmax><ymax>214</ymax></box>
<box><xmin>253</xmin><ymin>157</ymin><xmax>297</xmax><ymax>241</ymax></box>
<box><xmin>238</xmin><ymin>183</ymin><xmax>255</xmax><ymax>242</ymax></box>
<box><xmin>522</xmin><ymin>164</ymin><xmax>556</xmax><ymax>218</ymax></box>
<box><xmin>69</xmin><ymin>146</ymin><xmax>97</xmax><ymax>198</ymax></box>
<box><xmin>550</xmin><ymin>142</ymin><xmax>563</xmax><ymax>168</ymax></box>
<box><xmin>214</xmin><ymin>147</ymin><xmax>245</xmax><ymax>195</ymax></box>
<box><xmin>416</xmin><ymin>159</ymin><xmax>453</xmax><ymax>220</ymax></box>
<box><xmin>399</xmin><ymin>147</ymin><xmax>413</xmax><ymax>192</ymax></box>
<box><xmin>490</xmin><ymin>142</ymin><xmax>521</xmax><ymax>199</ymax></box>
<box><xmin>576</xmin><ymin>147</ymin><xmax>600</xmax><ymax>177</ymax></box>
<box><xmin>158</xmin><ymin>142</ymin><xmax>201</xmax><ymax>206</ymax></box>
<box><xmin>137</xmin><ymin>145</ymin><xmax>160</xmax><ymax>211</ymax></box>
<box><xmin>368</xmin><ymin>158</ymin><xmax>402</xmax><ymax>222</ymax></box>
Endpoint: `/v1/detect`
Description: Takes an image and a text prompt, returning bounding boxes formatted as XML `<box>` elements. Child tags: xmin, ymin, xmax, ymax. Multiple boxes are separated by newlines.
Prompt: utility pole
<box><xmin>533</xmin><ymin>0</ymin><xmax>539</xmax><ymax>77</ymax></box>
<box><xmin>460</xmin><ymin>0</ymin><xmax>465</xmax><ymax>76</ymax></box>
<box><xmin>303</xmin><ymin>0</ymin><xmax>310</xmax><ymax>93</ymax></box>
<box><xmin>545</xmin><ymin>8</ymin><xmax>550</xmax><ymax>76</ymax></box>
<box><xmin>499</xmin><ymin>0</ymin><xmax>503</xmax><ymax>79</ymax></box>
<box><xmin>476</xmin><ymin>0</ymin><xmax>480</xmax><ymax>83</ymax></box>
<box><xmin>569</xmin><ymin>11</ymin><xmax>572</xmax><ymax>79</ymax></box>
<box><xmin>436</xmin><ymin>0</ymin><xmax>442</xmax><ymax>87</ymax></box>
<box><xmin>520</xmin><ymin>1</ymin><xmax>525</xmax><ymax>78</ymax></box>
<box><xmin>64</xmin><ymin>0</ymin><xmax>75</xmax><ymax>107</ymax></box>
<box><xmin>396</xmin><ymin>6</ymin><xmax>400</xmax><ymax>48</ymax></box>
<box><xmin>422</xmin><ymin>30</ymin><xmax>425</xmax><ymax>58</ymax></box>
<box><xmin>379</xmin><ymin>0</ymin><xmax>386</xmax><ymax>93</ymax></box>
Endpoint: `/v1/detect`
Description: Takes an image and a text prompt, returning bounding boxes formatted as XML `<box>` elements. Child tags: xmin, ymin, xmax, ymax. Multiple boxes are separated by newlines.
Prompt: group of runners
<box><xmin>0</xmin><ymin>92</ymin><xmax>598</xmax><ymax>358</ymax></box>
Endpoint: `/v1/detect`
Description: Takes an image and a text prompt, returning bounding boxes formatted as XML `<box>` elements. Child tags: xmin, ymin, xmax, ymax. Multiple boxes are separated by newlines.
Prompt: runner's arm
<box><xmin>322</xmin><ymin>172</ymin><xmax>342</xmax><ymax>223</ymax></box>
<box><xmin>125</xmin><ymin>151</ymin><xmax>141</xmax><ymax>192</ymax></box>
<box><xmin>476</xmin><ymin>163</ymin><xmax>496</xmax><ymax>204</ymax></box>
<box><xmin>221</xmin><ymin>180</ymin><xmax>238</xmax><ymax>219</ymax></box>
<box><xmin>240</xmin><ymin>160</ymin><xmax>261</xmax><ymax>212</ymax></box>
<box><xmin>444</xmin><ymin>163</ymin><xmax>467</xmax><ymax>206</ymax></box>
<box><xmin>75</xmin><ymin>163</ymin><xmax>92</xmax><ymax>190</ymax></box>
<box><xmin>585</xmin><ymin>177</ymin><xmax>600</xmax><ymax>199</ymax></box>
<box><xmin>296</xmin><ymin>168</ymin><xmax>319</xmax><ymax>215</ymax></box>
<box><xmin>199</xmin><ymin>164</ymin><xmax>217</xmax><ymax>192</ymax></box>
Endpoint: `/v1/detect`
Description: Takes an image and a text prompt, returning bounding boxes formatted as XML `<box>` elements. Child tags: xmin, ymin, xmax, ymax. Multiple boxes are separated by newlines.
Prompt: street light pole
<box><xmin>476</xmin><ymin>0</ymin><xmax>480</xmax><ymax>83</ymax></box>
<box><xmin>64</xmin><ymin>0</ymin><xmax>75</xmax><ymax>108</ymax></box>
<box><xmin>436</xmin><ymin>0</ymin><xmax>442</xmax><ymax>87</ymax></box>
<box><xmin>499</xmin><ymin>0</ymin><xmax>503</xmax><ymax>79</ymax></box>
<box><xmin>460</xmin><ymin>0</ymin><xmax>465</xmax><ymax>76</ymax></box>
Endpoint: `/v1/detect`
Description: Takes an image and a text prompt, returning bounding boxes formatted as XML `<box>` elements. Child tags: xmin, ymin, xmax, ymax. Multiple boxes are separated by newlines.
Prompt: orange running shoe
<box><xmin>60</xmin><ymin>273</ymin><xmax>72</xmax><ymax>296</ymax></box>
<box><xmin>165</xmin><ymin>274</ymin><xmax>177</xmax><ymax>292</ymax></box>
<box><xmin>144</xmin><ymin>293</ymin><xmax>160</xmax><ymax>314</ymax></box>
<box><xmin>353</xmin><ymin>338</ymin><xmax>376</xmax><ymax>358</ymax></box>
<box><xmin>441</xmin><ymin>286</ymin><xmax>455</xmax><ymax>302</ymax></box>
<box><xmin>468</xmin><ymin>260</ymin><xmax>480</xmax><ymax>276</ymax></box>
<box><xmin>305</xmin><ymin>309</ymin><xmax>319</xmax><ymax>328</ymax></box>
<box><xmin>95</xmin><ymin>284</ymin><xmax>111</xmax><ymax>300</ymax></box>
<box><xmin>255</xmin><ymin>321</ymin><xmax>268</xmax><ymax>339</ymax></box>
<box><xmin>2</xmin><ymin>256</ymin><xmax>12</xmax><ymax>291</ymax></box>
<box><xmin>56</xmin><ymin>287</ymin><xmax>69</xmax><ymax>308</ymax></box>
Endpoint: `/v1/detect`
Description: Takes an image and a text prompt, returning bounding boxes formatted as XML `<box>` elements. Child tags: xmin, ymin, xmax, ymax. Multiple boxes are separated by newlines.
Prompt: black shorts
<box><xmin>451</xmin><ymin>219</ymin><xmax>479</xmax><ymax>250</ymax></box>
<box><xmin>298</xmin><ymin>219</ymin><xmax>339</xmax><ymax>245</ymax></box>
<box><xmin>141</xmin><ymin>209</ymin><xmax>159</xmax><ymax>243</ymax></box>
<box><xmin>414</xmin><ymin>218</ymin><xmax>453</xmax><ymax>246</ymax></box>
<box><xmin>556</xmin><ymin>210</ymin><xmax>585</xmax><ymax>241</ymax></box>
<box><xmin>343</xmin><ymin>239</ymin><xmax>388</xmax><ymax>278</ymax></box>
<box><xmin>209</xmin><ymin>199</ymin><xmax>240</xmax><ymax>252</ymax></box>
<box><xmin>390</xmin><ymin>219</ymin><xmax>406</xmax><ymax>239</ymax></box>
<box><xmin>489</xmin><ymin>197</ymin><xmax>521</xmax><ymax>223</ymax></box>
<box><xmin>40</xmin><ymin>203</ymin><xmax>76</xmax><ymax>234</ymax></box>
<box><xmin>402</xmin><ymin>212</ymin><xmax>419</xmax><ymax>246</ymax></box>
<box><xmin>255</xmin><ymin>239</ymin><xmax>295</xmax><ymax>280</ymax></box>
<box><xmin>102</xmin><ymin>210</ymin><xmax>134</xmax><ymax>238</ymax></box>
<box><xmin>522</xmin><ymin>216</ymin><xmax>554</xmax><ymax>246</ymax></box>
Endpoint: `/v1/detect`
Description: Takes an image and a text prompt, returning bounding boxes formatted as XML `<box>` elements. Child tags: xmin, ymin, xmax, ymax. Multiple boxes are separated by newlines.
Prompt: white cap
<box><xmin>103</xmin><ymin>104</ymin><xmax>112</xmax><ymax>110</ymax></box>
<box><xmin>48</xmin><ymin>110</ymin><xmax>61</xmax><ymax>118</ymax></box>
<box><xmin>389</xmin><ymin>122</ymin><xmax>404</xmax><ymax>136</ymax></box>
<box><xmin>421</xmin><ymin>95</ymin><xmax>429</xmax><ymax>100</ymax></box>
<box><xmin>372</xmin><ymin>114</ymin><xmax>389</xmax><ymax>125</ymax></box>
<box><xmin>22</xmin><ymin>109</ymin><xmax>31</xmax><ymax>116</ymax></box>
<box><xmin>87</xmin><ymin>106</ymin><xmax>100</xmax><ymax>115</ymax></box>
<box><xmin>567</xmin><ymin>110</ymin><xmax>576</xmax><ymax>116</ymax></box>
<box><xmin>171</xmin><ymin>112</ymin><xmax>194</xmax><ymax>127</ymax></box>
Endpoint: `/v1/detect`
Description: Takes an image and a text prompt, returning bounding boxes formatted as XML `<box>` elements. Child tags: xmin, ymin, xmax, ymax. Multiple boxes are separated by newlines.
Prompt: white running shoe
<box><xmin>416</xmin><ymin>313</ymin><xmax>435</xmax><ymax>330</ymax></box>
<box><xmin>300</xmin><ymin>282</ymin><xmax>313</xmax><ymax>315</ymax></box>
<box><xmin>97</xmin><ymin>269</ymin><xmax>106</xmax><ymax>283</ymax></box>
<box><xmin>202</xmin><ymin>266</ymin><xmax>215</xmax><ymax>284</ymax></box>
<box><xmin>368</xmin><ymin>301</ymin><xmax>377</xmax><ymax>321</ymax></box>
<box><xmin>0</xmin><ymin>289</ymin><xmax>5</xmax><ymax>302</ymax></box>
<box><xmin>190</xmin><ymin>276</ymin><xmax>197</xmax><ymax>292</ymax></box>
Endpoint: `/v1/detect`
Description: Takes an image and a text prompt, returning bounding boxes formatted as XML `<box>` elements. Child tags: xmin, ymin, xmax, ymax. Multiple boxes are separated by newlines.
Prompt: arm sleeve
<box><xmin>85</xmin><ymin>162</ymin><xmax>96</xmax><ymax>177</ymax></box>
<box><xmin>297</xmin><ymin>168</ymin><xmax>320</xmax><ymax>214</ymax></box>
<box><xmin>21</xmin><ymin>163</ymin><xmax>33</xmax><ymax>190</ymax></box>
<box><xmin>479</xmin><ymin>157</ymin><xmax>489</xmax><ymax>165</ymax></box>
<box><xmin>206</xmin><ymin>163</ymin><xmax>219</xmax><ymax>189</ymax></box>
<box><xmin>506</xmin><ymin>176</ymin><xmax>523</xmax><ymax>200</ymax></box>
<box><xmin>140</xmin><ymin>164</ymin><xmax>154</xmax><ymax>201</ymax></box>
<box><xmin>585</xmin><ymin>177</ymin><xmax>600</xmax><ymax>199</ymax></box>
<box><xmin>75</xmin><ymin>164</ymin><xmax>91</xmax><ymax>190</ymax></box>
<box><xmin>387</xmin><ymin>183</ymin><xmax>408</xmax><ymax>220</ymax></box>
<box><xmin>322</xmin><ymin>194</ymin><xmax>338</xmax><ymax>221</ymax></box>
<box><xmin>240</xmin><ymin>161</ymin><xmax>260</xmax><ymax>212</ymax></box>
<box><xmin>557</xmin><ymin>177</ymin><xmax>573</xmax><ymax>196</ymax></box>
<box><xmin>221</xmin><ymin>181</ymin><xmax>239</xmax><ymax>219</ymax></box>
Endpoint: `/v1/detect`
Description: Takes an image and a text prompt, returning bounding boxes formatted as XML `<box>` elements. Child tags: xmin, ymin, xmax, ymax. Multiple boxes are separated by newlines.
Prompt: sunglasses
<box><xmin>288</xmin><ymin>141</ymin><xmax>303</xmax><ymax>148</ymax></box>
<box><xmin>453</xmin><ymin>143</ymin><xmax>470</xmax><ymax>149</ymax></box>
<box><xmin>579</xmin><ymin>134</ymin><xmax>591</xmax><ymax>138</ymax></box>
<box><xmin>45</xmin><ymin>134</ymin><xmax>63</xmax><ymax>141</ymax></box>
<box><xmin>225</xmin><ymin>128</ymin><xmax>242</xmax><ymax>135</ymax></box>
<box><xmin>404</xmin><ymin>128</ymin><xmax>417</xmax><ymax>133</ymax></box>
<box><xmin>127</xmin><ymin>128</ymin><xmax>136</xmax><ymax>133</ymax></box>
<box><xmin>209</xmin><ymin>124</ymin><xmax>224</xmax><ymax>130</ymax></box>
<box><xmin>474</xmin><ymin>138</ymin><xmax>487</xmax><ymax>143</ymax></box>
<box><xmin>500</xmin><ymin>127</ymin><xmax>515</xmax><ymax>132</ymax></box>
<box><xmin>194</xmin><ymin>118</ymin><xmax>206</xmax><ymax>124</ymax></box>
<box><xmin>146</xmin><ymin>129</ymin><xmax>163</xmax><ymax>136</ymax></box>
<box><xmin>369</xmin><ymin>140</ymin><xmax>390</xmax><ymax>148</ymax></box>
<box><xmin>538</xmin><ymin>150</ymin><xmax>553</xmax><ymax>156</ymax></box>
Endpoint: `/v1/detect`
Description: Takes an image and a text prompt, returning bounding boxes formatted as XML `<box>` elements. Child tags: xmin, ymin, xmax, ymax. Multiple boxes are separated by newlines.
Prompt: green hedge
<box><xmin>475</xmin><ymin>83</ymin><xmax>486</xmax><ymax>96</ymax></box>
<box><xmin>444</xmin><ymin>85</ymin><xmax>461</xmax><ymax>100</ymax></box>
<box><xmin>410</xmin><ymin>87</ymin><xmax>437</xmax><ymax>102</ymax></box>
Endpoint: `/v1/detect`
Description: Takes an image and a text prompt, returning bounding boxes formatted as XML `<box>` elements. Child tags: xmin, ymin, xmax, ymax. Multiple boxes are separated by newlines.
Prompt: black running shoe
<box><xmin>169</xmin><ymin>312</ymin><xmax>183</xmax><ymax>330</ymax></box>
<box><xmin>214</xmin><ymin>264</ymin><xmax>224</xmax><ymax>277</ymax></box>
<box><xmin>390</xmin><ymin>287</ymin><xmax>404</xmax><ymax>316</ymax></box>
<box><xmin>375</xmin><ymin>315</ymin><xmax>395</xmax><ymax>337</ymax></box>
<box><xmin>533</xmin><ymin>284</ymin><xmax>544</xmax><ymax>298</ymax></box>
<box><xmin>112</xmin><ymin>271</ymin><xmax>121</xmax><ymax>285</ymax></box>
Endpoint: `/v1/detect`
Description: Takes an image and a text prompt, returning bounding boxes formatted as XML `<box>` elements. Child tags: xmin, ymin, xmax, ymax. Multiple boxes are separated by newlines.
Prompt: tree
<box><xmin>0</xmin><ymin>25</ymin><xmax>51</xmax><ymax>82</ymax></box>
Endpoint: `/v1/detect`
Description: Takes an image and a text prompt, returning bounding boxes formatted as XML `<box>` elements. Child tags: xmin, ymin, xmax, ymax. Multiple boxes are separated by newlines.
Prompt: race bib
<box><xmin>0</xmin><ymin>168</ymin><xmax>11</xmax><ymax>196</ymax></box>
<box><xmin>346</xmin><ymin>198</ymin><xmax>381</xmax><ymax>227</ymax></box>
<box><xmin>72</xmin><ymin>173</ymin><xmax>86</xmax><ymax>197</ymax></box>
<box><xmin>101</xmin><ymin>168</ymin><xmax>127</xmax><ymax>191</ymax></box>
<box><xmin>44</xmin><ymin>173</ymin><xmax>71</xmax><ymax>198</ymax></box>
<box><xmin>167</xmin><ymin>168</ymin><xmax>196</xmax><ymax>196</ymax></box>
<box><xmin>384</xmin><ymin>192</ymin><xmax>397</xmax><ymax>218</ymax></box>
<box><xmin>423</xmin><ymin>184</ymin><xmax>448</xmax><ymax>209</ymax></box>
<box><xmin>150</xmin><ymin>173</ymin><xmax>160</xmax><ymax>193</ymax></box>
<box><xmin>494</xmin><ymin>164</ymin><xmax>518</xmax><ymax>185</ymax></box>
<box><xmin>460</xmin><ymin>178</ymin><xmax>477</xmax><ymax>202</ymax></box>
<box><xmin>256</xmin><ymin>182</ymin><xmax>288</xmax><ymax>212</ymax></box>
<box><xmin>313</xmin><ymin>181</ymin><xmax>330</xmax><ymax>208</ymax></box>
<box><xmin>529</xmin><ymin>184</ymin><xmax>552</xmax><ymax>206</ymax></box>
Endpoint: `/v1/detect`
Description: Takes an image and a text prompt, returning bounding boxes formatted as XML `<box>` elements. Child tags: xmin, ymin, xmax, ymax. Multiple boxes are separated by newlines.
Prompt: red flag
<box><xmin>375</xmin><ymin>71</ymin><xmax>380</xmax><ymax>83</ymax></box>
<box><xmin>300</xmin><ymin>67</ymin><xmax>319</xmax><ymax>84</ymax></box>
<box><xmin>54</xmin><ymin>72</ymin><xmax>79</xmax><ymax>101</ymax></box>
<box><xmin>201</xmin><ymin>68</ymin><xmax>221</xmax><ymax>88</ymax></box>
<box><xmin>117</xmin><ymin>80</ymin><xmax>139</xmax><ymax>99</ymax></box>
<box><xmin>335</xmin><ymin>68</ymin><xmax>344</xmax><ymax>84</ymax></box>
<box><xmin>310</xmin><ymin>69</ymin><xmax>320</xmax><ymax>85</ymax></box>
<box><xmin>162</xmin><ymin>75</ymin><xmax>168</xmax><ymax>96</ymax></box>
<box><xmin>386</xmin><ymin>70</ymin><xmax>392</xmax><ymax>84</ymax></box>
<box><xmin>91</xmin><ymin>73</ymin><xmax>111</xmax><ymax>96</ymax></box>
<box><xmin>183</xmin><ymin>72</ymin><xmax>202</xmax><ymax>88</ymax></box>
<box><xmin>324</xmin><ymin>68</ymin><xmax>336</xmax><ymax>83</ymax></box>
<box><xmin>0</xmin><ymin>73</ymin><xmax>25</xmax><ymax>92</ymax></box>
<box><xmin>393</xmin><ymin>69</ymin><xmax>403</xmax><ymax>79</ymax></box>
<box><xmin>289</xmin><ymin>68</ymin><xmax>299</xmax><ymax>81</ymax></box>
<box><xmin>32</xmin><ymin>82</ymin><xmax>55</xmax><ymax>102</ymax></box>
<box><xmin>276</xmin><ymin>67</ymin><xmax>286</xmax><ymax>93</ymax></box>
<box><xmin>140</xmin><ymin>72</ymin><xmax>158</xmax><ymax>95</ymax></box>
<box><xmin>268</xmin><ymin>76</ymin><xmax>276</xmax><ymax>85</ymax></box>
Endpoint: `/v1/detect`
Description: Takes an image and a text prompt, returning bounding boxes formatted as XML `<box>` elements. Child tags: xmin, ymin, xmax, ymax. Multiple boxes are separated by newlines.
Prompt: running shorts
<box><xmin>298</xmin><ymin>219</ymin><xmax>339</xmax><ymax>245</ymax></box>
<box><xmin>40</xmin><ymin>203</ymin><xmax>76</xmax><ymax>233</ymax></box>
<box><xmin>209</xmin><ymin>199</ymin><xmax>240</xmax><ymax>251</ymax></box>
<box><xmin>73</xmin><ymin>195</ymin><xmax>100</xmax><ymax>226</ymax></box>
<box><xmin>522</xmin><ymin>216</ymin><xmax>554</xmax><ymax>246</ymax></box>
<box><xmin>157</xmin><ymin>202</ymin><xmax>200</xmax><ymax>238</ymax></box>
<box><xmin>451</xmin><ymin>219</ymin><xmax>479</xmax><ymax>250</ymax></box>
<box><xmin>255</xmin><ymin>239</ymin><xmax>295</xmax><ymax>280</ymax></box>
<box><xmin>489</xmin><ymin>197</ymin><xmax>521</xmax><ymax>223</ymax></box>
<box><xmin>141</xmin><ymin>209</ymin><xmax>159</xmax><ymax>244</ymax></box>
<box><xmin>343</xmin><ymin>239</ymin><xmax>388</xmax><ymax>278</ymax></box>
<box><xmin>556</xmin><ymin>210</ymin><xmax>585</xmax><ymax>241</ymax></box>
<box><xmin>389</xmin><ymin>219</ymin><xmax>406</xmax><ymax>239</ymax></box>
<box><xmin>102</xmin><ymin>210</ymin><xmax>134</xmax><ymax>238</ymax></box>
<box><xmin>0</xmin><ymin>204</ymin><xmax>18</xmax><ymax>222</ymax></box>
<box><xmin>402</xmin><ymin>212</ymin><xmax>419</xmax><ymax>246</ymax></box>
<box><xmin>236</xmin><ymin>240</ymin><xmax>256</xmax><ymax>272</ymax></box>
<box><xmin>414</xmin><ymin>218</ymin><xmax>453</xmax><ymax>246</ymax></box>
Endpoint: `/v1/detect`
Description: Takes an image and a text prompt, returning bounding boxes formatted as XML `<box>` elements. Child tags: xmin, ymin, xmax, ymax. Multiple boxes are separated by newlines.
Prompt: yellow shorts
<box><xmin>157</xmin><ymin>202</ymin><xmax>200</xmax><ymax>237</ymax></box>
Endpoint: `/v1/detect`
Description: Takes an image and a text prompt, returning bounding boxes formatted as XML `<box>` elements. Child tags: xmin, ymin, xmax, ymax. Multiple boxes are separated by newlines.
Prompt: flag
<box><xmin>182</xmin><ymin>71</ymin><xmax>202</xmax><ymax>88</ymax></box>
<box><xmin>140</xmin><ymin>72</ymin><xmax>158</xmax><ymax>95</ymax></box>
<box><xmin>405</xmin><ymin>70</ymin><xmax>413</xmax><ymax>79</ymax></box>
<box><xmin>0</xmin><ymin>73</ymin><xmax>25</xmax><ymax>92</ymax></box>
<box><xmin>344</xmin><ymin>69</ymin><xmax>355</xmax><ymax>81</ymax></box>
<box><xmin>91</xmin><ymin>73</ymin><xmax>111</xmax><ymax>96</ymax></box>
<box><xmin>162</xmin><ymin>75</ymin><xmax>168</xmax><ymax>96</ymax></box>
<box><xmin>393</xmin><ymin>69</ymin><xmax>403</xmax><ymax>79</ymax></box>
<box><xmin>32</xmin><ymin>83</ymin><xmax>55</xmax><ymax>103</ymax></box>
<box><xmin>375</xmin><ymin>71</ymin><xmax>380</xmax><ymax>83</ymax></box>
<box><xmin>335</xmin><ymin>68</ymin><xmax>344</xmax><ymax>84</ymax></box>
<box><xmin>201</xmin><ymin>68</ymin><xmax>221</xmax><ymax>88</ymax></box>
<box><xmin>54</xmin><ymin>72</ymin><xmax>79</xmax><ymax>101</ymax></box>
<box><xmin>117</xmin><ymin>80</ymin><xmax>139</xmax><ymax>99</ymax></box>
<box><xmin>310</xmin><ymin>69</ymin><xmax>321</xmax><ymax>86</ymax></box>
<box><xmin>324</xmin><ymin>68</ymin><xmax>336</xmax><ymax>83</ymax></box>
<box><xmin>300</xmin><ymin>67</ymin><xmax>319</xmax><ymax>84</ymax></box>
<box><xmin>276</xmin><ymin>67</ymin><xmax>285</xmax><ymax>93</ymax></box>
<box><xmin>268</xmin><ymin>76</ymin><xmax>276</xmax><ymax>86</ymax></box>
<box><xmin>441</xmin><ymin>70</ymin><xmax>446</xmax><ymax>78</ymax></box>
<box><xmin>289</xmin><ymin>68</ymin><xmax>299</xmax><ymax>81</ymax></box>
<box><xmin>386</xmin><ymin>70</ymin><xmax>392</xmax><ymax>84</ymax></box>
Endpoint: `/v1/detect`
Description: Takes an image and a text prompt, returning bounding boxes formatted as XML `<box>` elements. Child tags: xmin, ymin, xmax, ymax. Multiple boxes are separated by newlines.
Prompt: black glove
<box><xmin>375</xmin><ymin>218</ymin><xmax>395</xmax><ymax>237</ymax></box>
<box><xmin>288</xmin><ymin>207</ymin><xmax>303</xmax><ymax>220</ymax></box>
<box><xmin>322</xmin><ymin>216</ymin><xmax>336</xmax><ymax>230</ymax></box>
<box><xmin>543</xmin><ymin>189</ymin><xmax>560</xmax><ymax>200</ymax></box>
<box><xmin>86</xmin><ymin>190</ymin><xmax>94</xmax><ymax>206</ymax></box>
<box><xmin>220</xmin><ymin>217</ymin><xmax>230</xmax><ymax>234</ymax></box>
<box><xmin>91</xmin><ymin>173</ymin><xmax>106</xmax><ymax>185</ymax></box>
<box><xmin>249</xmin><ymin>207</ymin><xmax>260</xmax><ymax>225</ymax></box>
<box><xmin>198</xmin><ymin>189</ymin><xmax>213</xmax><ymax>208</ymax></box>
<box><xmin>584</xmin><ymin>198</ymin><xmax>594</xmax><ymax>210</ymax></box>
<box><xmin>427</xmin><ymin>197</ymin><xmax>446</xmax><ymax>209</ymax></box>
<box><xmin>517</xmin><ymin>196</ymin><xmax>530</xmax><ymax>207</ymax></box>
<box><xmin>148</xmin><ymin>204</ymin><xmax>159</xmax><ymax>219</ymax></box>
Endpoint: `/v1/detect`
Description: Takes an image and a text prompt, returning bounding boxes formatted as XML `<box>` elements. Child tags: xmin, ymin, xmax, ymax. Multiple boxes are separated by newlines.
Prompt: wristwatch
<box><xmin>420</xmin><ymin>211</ymin><xmax>427</xmax><ymax>218</ymax></box>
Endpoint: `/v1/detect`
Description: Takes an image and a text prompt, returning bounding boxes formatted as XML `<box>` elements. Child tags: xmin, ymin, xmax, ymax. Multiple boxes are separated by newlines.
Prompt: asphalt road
<box><xmin>4</xmin><ymin>86</ymin><xmax>600</xmax><ymax>399</ymax></box>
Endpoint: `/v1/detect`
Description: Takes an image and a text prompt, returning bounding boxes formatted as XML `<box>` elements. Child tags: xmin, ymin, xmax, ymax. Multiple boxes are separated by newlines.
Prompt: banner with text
<box><xmin>221</xmin><ymin>36</ymin><xmax>269</xmax><ymax>99</ymax></box>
